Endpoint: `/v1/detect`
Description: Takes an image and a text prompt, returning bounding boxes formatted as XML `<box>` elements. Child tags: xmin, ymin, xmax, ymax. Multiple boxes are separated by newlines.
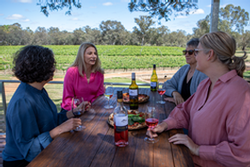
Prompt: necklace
<box><xmin>189</xmin><ymin>69</ymin><xmax>195</xmax><ymax>73</ymax></box>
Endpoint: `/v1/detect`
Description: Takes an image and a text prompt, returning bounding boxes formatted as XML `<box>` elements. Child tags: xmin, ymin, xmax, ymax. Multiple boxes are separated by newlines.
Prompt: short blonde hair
<box><xmin>70</xmin><ymin>42</ymin><xmax>104</xmax><ymax>76</ymax></box>
<box><xmin>199</xmin><ymin>31</ymin><xmax>247</xmax><ymax>77</ymax></box>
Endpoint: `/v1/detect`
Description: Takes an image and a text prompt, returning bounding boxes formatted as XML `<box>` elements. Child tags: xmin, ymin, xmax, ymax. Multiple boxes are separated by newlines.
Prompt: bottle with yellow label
<box><xmin>129</xmin><ymin>73</ymin><xmax>138</xmax><ymax>109</ymax></box>
<box><xmin>150</xmin><ymin>64</ymin><xmax>158</xmax><ymax>91</ymax></box>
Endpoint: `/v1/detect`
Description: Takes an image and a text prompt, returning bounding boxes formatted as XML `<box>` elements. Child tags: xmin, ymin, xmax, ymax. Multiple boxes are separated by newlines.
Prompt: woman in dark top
<box><xmin>2</xmin><ymin>45</ymin><xmax>90</xmax><ymax>167</ymax></box>
<box><xmin>162</xmin><ymin>38</ymin><xmax>207</xmax><ymax>105</ymax></box>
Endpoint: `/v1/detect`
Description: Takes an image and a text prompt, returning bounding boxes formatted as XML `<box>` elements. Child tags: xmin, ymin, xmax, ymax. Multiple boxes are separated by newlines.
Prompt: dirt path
<box><xmin>3</xmin><ymin>69</ymin><xmax>178</xmax><ymax>96</ymax></box>
<box><xmin>3</xmin><ymin>61</ymin><xmax>250</xmax><ymax>96</ymax></box>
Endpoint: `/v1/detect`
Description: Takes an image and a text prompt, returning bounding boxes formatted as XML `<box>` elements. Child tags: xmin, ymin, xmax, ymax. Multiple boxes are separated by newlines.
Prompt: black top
<box><xmin>181</xmin><ymin>75</ymin><xmax>192</xmax><ymax>101</ymax></box>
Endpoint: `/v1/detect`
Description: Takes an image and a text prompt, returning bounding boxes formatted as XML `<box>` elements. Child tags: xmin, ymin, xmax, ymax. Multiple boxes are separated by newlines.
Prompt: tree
<box><xmin>118</xmin><ymin>30</ymin><xmax>131</xmax><ymax>45</ymax></box>
<box><xmin>192</xmin><ymin>16</ymin><xmax>210</xmax><ymax>38</ymax></box>
<box><xmin>72</xmin><ymin>28</ymin><xmax>85</xmax><ymax>45</ymax></box>
<box><xmin>193</xmin><ymin>4</ymin><xmax>249</xmax><ymax>38</ymax></box>
<box><xmin>133</xmin><ymin>16</ymin><xmax>155</xmax><ymax>46</ymax></box>
<box><xmin>82</xmin><ymin>26</ymin><xmax>102</xmax><ymax>45</ymax></box>
<box><xmin>220</xmin><ymin>4</ymin><xmax>249</xmax><ymax>34</ymax></box>
<box><xmin>99</xmin><ymin>20</ymin><xmax>126</xmax><ymax>45</ymax></box>
<box><xmin>37</xmin><ymin>0</ymin><xmax>81</xmax><ymax>17</ymax></box>
<box><xmin>238</xmin><ymin>30</ymin><xmax>250</xmax><ymax>49</ymax></box>
<box><xmin>148</xmin><ymin>26</ymin><xmax>170</xmax><ymax>46</ymax></box>
<box><xmin>48</xmin><ymin>27</ymin><xmax>62</xmax><ymax>45</ymax></box>
<box><xmin>21</xmin><ymin>27</ymin><xmax>33</xmax><ymax>45</ymax></box>
<box><xmin>129</xmin><ymin>0</ymin><xmax>198</xmax><ymax>21</ymax></box>
<box><xmin>4</xmin><ymin>23</ymin><xmax>24</xmax><ymax>45</ymax></box>
<box><xmin>60</xmin><ymin>30</ymin><xmax>74</xmax><ymax>45</ymax></box>
<box><xmin>168</xmin><ymin>30</ymin><xmax>186</xmax><ymax>47</ymax></box>
<box><xmin>32</xmin><ymin>27</ymin><xmax>49</xmax><ymax>45</ymax></box>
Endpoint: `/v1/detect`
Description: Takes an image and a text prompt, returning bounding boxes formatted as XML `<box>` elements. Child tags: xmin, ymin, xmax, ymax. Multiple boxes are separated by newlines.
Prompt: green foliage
<box><xmin>0</xmin><ymin>45</ymin><xmax>185</xmax><ymax>71</ymax></box>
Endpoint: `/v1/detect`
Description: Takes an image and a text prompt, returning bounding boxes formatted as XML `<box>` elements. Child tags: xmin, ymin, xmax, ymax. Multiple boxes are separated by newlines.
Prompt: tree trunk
<box><xmin>210</xmin><ymin>0</ymin><xmax>220</xmax><ymax>32</ymax></box>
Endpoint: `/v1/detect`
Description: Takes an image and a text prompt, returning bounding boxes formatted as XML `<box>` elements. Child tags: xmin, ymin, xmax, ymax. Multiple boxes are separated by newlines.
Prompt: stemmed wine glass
<box><xmin>157</xmin><ymin>88</ymin><xmax>166</xmax><ymax>104</ymax></box>
<box><xmin>72</xmin><ymin>97</ymin><xmax>86</xmax><ymax>131</ymax></box>
<box><xmin>104</xmin><ymin>83</ymin><xmax>114</xmax><ymax>109</ymax></box>
<box><xmin>144</xmin><ymin>106</ymin><xmax>159</xmax><ymax>143</ymax></box>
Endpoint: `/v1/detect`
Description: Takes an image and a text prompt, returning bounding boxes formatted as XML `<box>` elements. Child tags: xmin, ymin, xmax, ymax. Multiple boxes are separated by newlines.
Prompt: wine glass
<box><xmin>157</xmin><ymin>88</ymin><xmax>166</xmax><ymax>104</ymax></box>
<box><xmin>104</xmin><ymin>83</ymin><xmax>114</xmax><ymax>109</ymax></box>
<box><xmin>144</xmin><ymin>106</ymin><xmax>159</xmax><ymax>143</ymax></box>
<box><xmin>72</xmin><ymin>97</ymin><xmax>86</xmax><ymax>131</ymax></box>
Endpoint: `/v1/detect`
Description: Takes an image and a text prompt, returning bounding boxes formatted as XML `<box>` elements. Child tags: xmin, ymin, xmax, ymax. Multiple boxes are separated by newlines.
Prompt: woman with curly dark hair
<box><xmin>2</xmin><ymin>45</ymin><xmax>90</xmax><ymax>167</ymax></box>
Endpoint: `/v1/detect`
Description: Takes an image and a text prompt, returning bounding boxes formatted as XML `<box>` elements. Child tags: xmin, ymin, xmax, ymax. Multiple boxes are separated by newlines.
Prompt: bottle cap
<box><xmin>153</xmin><ymin>64</ymin><xmax>156</xmax><ymax>68</ymax></box>
<box><xmin>132</xmin><ymin>73</ymin><xmax>135</xmax><ymax>79</ymax></box>
<box><xmin>117</xmin><ymin>91</ymin><xmax>123</xmax><ymax>100</ymax></box>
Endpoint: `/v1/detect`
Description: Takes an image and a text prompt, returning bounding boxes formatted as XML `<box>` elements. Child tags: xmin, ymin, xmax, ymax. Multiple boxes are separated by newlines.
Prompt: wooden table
<box><xmin>28</xmin><ymin>88</ymin><xmax>194</xmax><ymax>167</ymax></box>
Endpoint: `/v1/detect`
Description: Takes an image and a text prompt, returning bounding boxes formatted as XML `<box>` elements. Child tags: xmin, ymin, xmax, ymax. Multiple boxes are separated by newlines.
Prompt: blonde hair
<box><xmin>70</xmin><ymin>42</ymin><xmax>104</xmax><ymax>76</ymax></box>
<box><xmin>199</xmin><ymin>31</ymin><xmax>247</xmax><ymax>77</ymax></box>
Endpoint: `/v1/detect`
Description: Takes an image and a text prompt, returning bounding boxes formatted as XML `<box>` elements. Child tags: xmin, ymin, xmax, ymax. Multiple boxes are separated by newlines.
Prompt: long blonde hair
<box><xmin>199</xmin><ymin>31</ymin><xmax>247</xmax><ymax>77</ymax></box>
<box><xmin>70</xmin><ymin>42</ymin><xmax>104</xmax><ymax>76</ymax></box>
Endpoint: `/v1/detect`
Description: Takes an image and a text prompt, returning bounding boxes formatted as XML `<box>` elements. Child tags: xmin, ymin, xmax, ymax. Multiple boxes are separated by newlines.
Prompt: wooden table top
<box><xmin>27</xmin><ymin>88</ymin><xmax>194</xmax><ymax>167</ymax></box>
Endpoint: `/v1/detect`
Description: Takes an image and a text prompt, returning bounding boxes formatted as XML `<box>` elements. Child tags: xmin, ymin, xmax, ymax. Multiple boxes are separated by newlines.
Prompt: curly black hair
<box><xmin>12</xmin><ymin>45</ymin><xmax>56</xmax><ymax>83</ymax></box>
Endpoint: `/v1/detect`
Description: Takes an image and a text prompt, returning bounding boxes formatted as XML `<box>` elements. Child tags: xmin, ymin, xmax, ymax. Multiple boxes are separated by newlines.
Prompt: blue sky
<box><xmin>0</xmin><ymin>0</ymin><xmax>250</xmax><ymax>35</ymax></box>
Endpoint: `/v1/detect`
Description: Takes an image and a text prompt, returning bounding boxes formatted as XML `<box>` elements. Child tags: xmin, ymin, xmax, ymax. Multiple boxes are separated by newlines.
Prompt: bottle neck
<box><xmin>131</xmin><ymin>79</ymin><xmax>136</xmax><ymax>84</ymax></box>
<box><xmin>152</xmin><ymin>68</ymin><xmax>156</xmax><ymax>74</ymax></box>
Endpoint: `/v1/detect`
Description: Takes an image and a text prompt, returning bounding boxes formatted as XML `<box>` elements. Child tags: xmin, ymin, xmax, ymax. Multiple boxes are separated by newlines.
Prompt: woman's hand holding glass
<box><xmin>144</xmin><ymin>106</ymin><xmax>160</xmax><ymax>143</ymax></box>
<box><xmin>146</xmin><ymin>121</ymin><xmax>168</xmax><ymax>138</ymax></box>
<box><xmin>71</xmin><ymin>97</ymin><xmax>90</xmax><ymax>131</ymax></box>
<box><xmin>50</xmin><ymin>117</ymin><xmax>82</xmax><ymax>138</ymax></box>
<box><xmin>74</xmin><ymin>100</ymin><xmax>91</xmax><ymax>114</ymax></box>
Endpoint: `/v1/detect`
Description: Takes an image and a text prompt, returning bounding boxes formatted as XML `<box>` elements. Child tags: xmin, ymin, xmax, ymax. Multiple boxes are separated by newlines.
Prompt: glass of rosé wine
<box><xmin>144</xmin><ymin>106</ymin><xmax>159</xmax><ymax>143</ymax></box>
<box><xmin>157</xmin><ymin>88</ymin><xmax>166</xmax><ymax>104</ymax></box>
<box><xmin>104</xmin><ymin>83</ymin><xmax>114</xmax><ymax>109</ymax></box>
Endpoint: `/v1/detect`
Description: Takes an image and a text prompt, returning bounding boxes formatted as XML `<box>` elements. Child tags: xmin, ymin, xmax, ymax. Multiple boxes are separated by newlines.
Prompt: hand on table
<box><xmin>164</xmin><ymin>97</ymin><xmax>175</xmax><ymax>104</ymax></box>
<box><xmin>146</xmin><ymin>121</ymin><xmax>168</xmax><ymax>138</ymax></box>
<box><xmin>172</xmin><ymin>92</ymin><xmax>184</xmax><ymax>105</ymax></box>
<box><xmin>169</xmin><ymin>134</ymin><xmax>200</xmax><ymax>156</ymax></box>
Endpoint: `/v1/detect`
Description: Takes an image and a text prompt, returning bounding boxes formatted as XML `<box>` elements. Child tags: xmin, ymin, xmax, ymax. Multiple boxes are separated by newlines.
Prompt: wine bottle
<box><xmin>150</xmin><ymin>64</ymin><xmax>158</xmax><ymax>91</ymax></box>
<box><xmin>114</xmin><ymin>90</ymin><xmax>128</xmax><ymax>147</ymax></box>
<box><xmin>129</xmin><ymin>73</ymin><xmax>138</xmax><ymax>109</ymax></box>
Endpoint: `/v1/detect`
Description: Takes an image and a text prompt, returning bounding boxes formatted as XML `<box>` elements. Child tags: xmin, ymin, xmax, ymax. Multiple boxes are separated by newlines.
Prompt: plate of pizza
<box><xmin>123</xmin><ymin>93</ymin><xmax>149</xmax><ymax>104</ymax></box>
<box><xmin>107</xmin><ymin>110</ymin><xmax>147</xmax><ymax>130</ymax></box>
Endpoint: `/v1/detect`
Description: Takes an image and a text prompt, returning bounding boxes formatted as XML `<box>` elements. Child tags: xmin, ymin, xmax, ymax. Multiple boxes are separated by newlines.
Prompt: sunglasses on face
<box><xmin>183</xmin><ymin>50</ymin><xmax>195</xmax><ymax>55</ymax></box>
<box><xmin>194</xmin><ymin>49</ymin><xmax>210</xmax><ymax>56</ymax></box>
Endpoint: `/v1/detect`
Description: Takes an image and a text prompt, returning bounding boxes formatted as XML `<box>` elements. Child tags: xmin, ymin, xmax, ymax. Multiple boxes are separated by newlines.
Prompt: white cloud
<box><xmin>22</xmin><ymin>19</ymin><xmax>30</xmax><ymax>22</ymax></box>
<box><xmin>17</xmin><ymin>0</ymin><xmax>32</xmax><ymax>3</ymax></box>
<box><xmin>0</xmin><ymin>14</ymin><xmax>4</xmax><ymax>16</ymax></box>
<box><xmin>121</xmin><ymin>0</ymin><xmax>130</xmax><ymax>2</ymax></box>
<box><xmin>103</xmin><ymin>2</ymin><xmax>113</xmax><ymax>6</ymax></box>
<box><xmin>6</xmin><ymin>14</ymin><xmax>24</xmax><ymax>20</ymax></box>
<box><xmin>207</xmin><ymin>4</ymin><xmax>211</xmax><ymax>8</ymax></box>
<box><xmin>191</xmin><ymin>9</ymin><xmax>205</xmax><ymax>14</ymax></box>
<box><xmin>176</xmin><ymin>15</ymin><xmax>187</xmax><ymax>19</ymax></box>
<box><xmin>72</xmin><ymin>18</ymin><xmax>79</xmax><ymax>21</ymax></box>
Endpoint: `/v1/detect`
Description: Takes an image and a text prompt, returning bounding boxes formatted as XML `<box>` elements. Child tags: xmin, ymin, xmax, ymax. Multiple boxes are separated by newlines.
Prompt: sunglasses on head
<box><xmin>183</xmin><ymin>50</ymin><xmax>195</xmax><ymax>55</ymax></box>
